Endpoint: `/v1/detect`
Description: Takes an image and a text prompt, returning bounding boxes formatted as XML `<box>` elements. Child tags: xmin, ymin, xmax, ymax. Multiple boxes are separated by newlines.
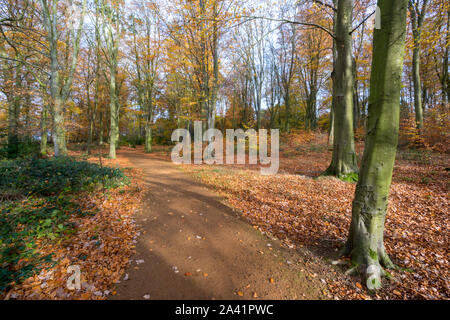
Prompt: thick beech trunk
<box><xmin>325</xmin><ymin>0</ymin><xmax>358</xmax><ymax>177</ymax></box>
<box><xmin>342</xmin><ymin>0</ymin><xmax>408</xmax><ymax>289</ymax></box>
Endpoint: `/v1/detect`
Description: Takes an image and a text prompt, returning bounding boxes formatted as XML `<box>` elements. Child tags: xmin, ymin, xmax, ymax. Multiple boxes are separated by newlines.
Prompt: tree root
<box><xmin>338</xmin><ymin>243</ymin><xmax>398</xmax><ymax>290</ymax></box>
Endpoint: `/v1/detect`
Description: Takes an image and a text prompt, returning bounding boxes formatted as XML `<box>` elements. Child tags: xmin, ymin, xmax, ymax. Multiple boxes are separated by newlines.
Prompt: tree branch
<box><xmin>350</xmin><ymin>10</ymin><xmax>376</xmax><ymax>34</ymax></box>
<box><xmin>241</xmin><ymin>16</ymin><xmax>336</xmax><ymax>39</ymax></box>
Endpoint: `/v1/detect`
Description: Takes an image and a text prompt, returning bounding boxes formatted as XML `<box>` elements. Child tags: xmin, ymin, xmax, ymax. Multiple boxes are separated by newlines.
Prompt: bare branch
<box><xmin>241</xmin><ymin>15</ymin><xmax>336</xmax><ymax>39</ymax></box>
<box><xmin>350</xmin><ymin>10</ymin><xmax>376</xmax><ymax>34</ymax></box>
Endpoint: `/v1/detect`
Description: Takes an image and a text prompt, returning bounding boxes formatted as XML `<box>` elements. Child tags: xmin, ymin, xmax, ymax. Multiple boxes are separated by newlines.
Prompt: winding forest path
<box><xmin>111</xmin><ymin>149</ymin><xmax>324</xmax><ymax>300</ymax></box>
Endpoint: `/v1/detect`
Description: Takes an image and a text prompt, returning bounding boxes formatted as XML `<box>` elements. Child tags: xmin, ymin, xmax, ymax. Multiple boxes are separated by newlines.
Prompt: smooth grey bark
<box><xmin>441</xmin><ymin>6</ymin><xmax>449</xmax><ymax>104</ymax></box>
<box><xmin>352</xmin><ymin>57</ymin><xmax>360</xmax><ymax>130</ymax></box>
<box><xmin>325</xmin><ymin>0</ymin><xmax>358</xmax><ymax>176</ymax></box>
<box><xmin>40</xmin><ymin>83</ymin><xmax>49</xmax><ymax>156</ymax></box>
<box><xmin>408</xmin><ymin>0</ymin><xmax>429</xmax><ymax>130</ymax></box>
<box><xmin>328</xmin><ymin>0</ymin><xmax>338</xmax><ymax>148</ymax></box>
<box><xmin>99</xmin><ymin>0</ymin><xmax>120</xmax><ymax>159</ymax></box>
<box><xmin>99</xmin><ymin>110</ymin><xmax>104</xmax><ymax>145</ymax></box>
<box><xmin>342</xmin><ymin>0</ymin><xmax>408</xmax><ymax>289</ymax></box>
<box><xmin>7</xmin><ymin>60</ymin><xmax>22</xmax><ymax>158</ymax></box>
<box><xmin>302</xmin><ymin>39</ymin><xmax>321</xmax><ymax>130</ymax></box>
<box><xmin>208</xmin><ymin>1</ymin><xmax>219</xmax><ymax>138</ymax></box>
<box><xmin>86</xmin><ymin>78</ymin><xmax>95</xmax><ymax>154</ymax></box>
<box><xmin>108</xmin><ymin>53</ymin><xmax>119</xmax><ymax>159</ymax></box>
<box><xmin>305</xmin><ymin>88</ymin><xmax>318</xmax><ymax>129</ymax></box>
<box><xmin>87</xmin><ymin>4</ymin><xmax>102</xmax><ymax>154</ymax></box>
<box><xmin>40</xmin><ymin>0</ymin><xmax>86</xmax><ymax>156</ymax></box>
<box><xmin>198</xmin><ymin>0</ymin><xmax>210</xmax><ymax>134</ymax></box>
<box><xmin>328</xmin><ymin>102</ymin><xmax>335</xmax><ymax>147</ymax></box>
<box><xmin>40</xmin><ymin>105</ymin><xmax>49</xmax><ymax>156</ymax></box>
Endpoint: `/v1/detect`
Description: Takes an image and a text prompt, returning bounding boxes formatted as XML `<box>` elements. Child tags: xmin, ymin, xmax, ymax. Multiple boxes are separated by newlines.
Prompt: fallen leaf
<box><xmin>393</xmin><ymin>290</ymin><xmax>402</xmax><ymax>296</ymax></box>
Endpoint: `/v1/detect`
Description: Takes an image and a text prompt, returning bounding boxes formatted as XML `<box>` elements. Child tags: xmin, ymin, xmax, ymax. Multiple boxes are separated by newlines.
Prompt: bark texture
<box><xmin>343</xmin><ymin>0</ymin><xmax>408</xmax><ymax>289</ymax></box>
<box><xmin>325</xmin><ymin>0</ymin><xmax>358</xmax><ymax>177</ymax></box>
<box><xmin>408</xmin><ymin>0</ymin><xmax>429</xmax><ymax>130</ymax></box>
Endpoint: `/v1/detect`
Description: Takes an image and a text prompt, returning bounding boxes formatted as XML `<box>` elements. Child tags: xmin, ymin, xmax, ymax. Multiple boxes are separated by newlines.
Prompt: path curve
<box><xmin>111</xmin><ymin>149</ymin><xmax>324</xmax><ymax>300</ymax></box>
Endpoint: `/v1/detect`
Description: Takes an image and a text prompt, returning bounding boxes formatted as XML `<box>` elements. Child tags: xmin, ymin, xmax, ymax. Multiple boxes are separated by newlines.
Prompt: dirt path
<box><xmin>111</xmin><ymin>149</ymin><xmax>325</xmax><ymax>300</ymax></box>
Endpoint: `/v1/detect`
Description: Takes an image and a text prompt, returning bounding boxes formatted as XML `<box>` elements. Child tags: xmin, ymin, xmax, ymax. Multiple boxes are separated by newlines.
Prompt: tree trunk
<box><xmin>353</xmin><ymin>57</ymin><xmax>360</xmax><ymax>130</ymax></box>
<box><xmin>99</xmin><ymin>110</ymin><xmax>104</xmax><ymax>146</ymax></box>
<box><xmin>40</xmin><ymin>0</ymin><xmax>86</xmax><ymax>156</ymax></box>
<box><xmin>305</xmin><ymin>89</ymin><xmax>317</xmax><ymax>130</ymax></box>
<box><xmin>411</xmin><ymin>46</ymin><xmax>423</xmax><ymax>128</ymax></box>
<box><xmin>328</xmin><ymin>101</ymin><xmax>335</xmax><ymax>148</ymax></box>
<box><xmin>342</xmin><ymin>0</ymin><xmax>408</xmax><ymax>290</ymax></box>
<box><xmin>285</xmin><ymin>91</ymin><xmax>290</xmax><ymax>133</ymax></box>
<box><xmin>87</xmin><ymin>83</ymin><xmax>94</xmax><ymax>154</ymax></box>
<box><xmin>40</xmin><ymin>105</ymin><xmax>48</xmax><ymax>156</ymax></box>
<box><xmin>145</xmin><ymin>90</ymin><xmax>153</xmax><ymax>153</ymax></box>
<box><xmin>255</xmin><ymin>103</ymin><xmax>261</xmax><ymax>130</ymax></box>
<box><xmin>209</xmin><ymin>1</ymin><xmax>219</xmax><ymax>135</ymax></box>
<box><xmin>105</xmin><ymin>6</ymin><xmax>120</xmax><ymax>159</ymax></box>
<box><xmin>145</xmin><ymin>126</ymin><xmax>152</xmax><ymax>153</ymax></box>
<box><xmin>442</xmin><ymin>7</ymin><xmax>449</xmax><ymax>105</ymax></box>
<box><xmin>7</xmin><ymin>61</ymin><xmax>21</xmax><ymax>158</ymax></box>
<box><xmin>40</xmin><ymin>85</ymin><xmax>49</xmax><ymax>156</ymax></box>
<box><xmin>47</xmin><ymin>0</ymin><xmax>68</xmax><ymax>157</ymax></box>
<box><xmin>109</xmin><ymin>60</ymin><xmax>119</xmax><ymax>159</ymax></box>
<box><xmin>409</xmin><ymin>0</ymin><xmax>429</xmax><ymax>130</ymax></box>
<box><xmin>52</xmin><ymin>94</ymin><xmax>67</xmax><ymax>156</ymax></box>
<box><xmin>328</xmin><ymin>1</ymin><xmax>337</xmax><ymax>148</ymax></box>
<box><xmin>325</xmin><ymin>0</ymin><xmax>358</xmax><ymax>177</ymax></box>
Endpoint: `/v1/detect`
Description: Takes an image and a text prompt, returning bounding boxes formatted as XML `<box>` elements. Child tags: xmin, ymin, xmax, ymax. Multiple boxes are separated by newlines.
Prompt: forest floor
<box><xmin>110</xmin><ymin>148</ymin><xmax>328</xmax><ymax>300</ymax></box>
<box><xmin>3</xmin><ymin>131</ymin><xmax>447</xmax><ymax>300</ymax></box>
<box><xmin>1</xmin><ymin>151</ymin><xmax>145</xmax><ymax>300</ymax></box>
<box><xmin>125</xmin><ymin>131</ymin><xmax>448</xmax><ymax>300</ymax></box>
